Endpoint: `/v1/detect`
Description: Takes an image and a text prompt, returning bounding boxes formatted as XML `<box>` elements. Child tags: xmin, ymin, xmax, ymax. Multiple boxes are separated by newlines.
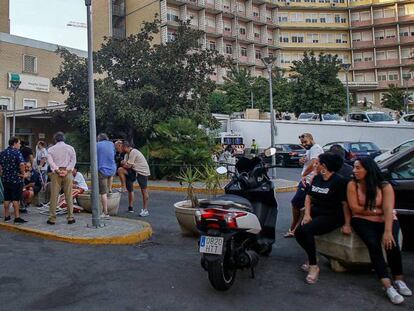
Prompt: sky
<box><xmin>10</xmin><ymin>0</ymin><xmax>87</xmax><ymax>50</ymax></box>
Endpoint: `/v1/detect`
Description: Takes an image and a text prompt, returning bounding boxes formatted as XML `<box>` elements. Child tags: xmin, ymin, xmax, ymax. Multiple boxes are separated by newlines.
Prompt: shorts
<box><xmin>290</xmin><ymin>181</ymin><xmax>308</xmax><ymax>209</ymax></box>
<box><xmin>125</xmin><ymin>169</ymin><xmax>148</xmax><ymax>192</ymax></box>
<box><xmin>3</xmin><ymin>182</ymin><xmax>23</xmax><ymax>202</ymax></box>
<box><xmin>98</xmin><ymin>172</ymin><xmax>111</xmax><ymax>195</ymax></box>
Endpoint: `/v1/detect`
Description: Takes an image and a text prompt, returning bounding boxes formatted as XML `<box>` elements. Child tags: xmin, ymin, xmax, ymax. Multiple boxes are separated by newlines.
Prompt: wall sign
<box><xmin>8</xmin><ymin>73</ymin><xmax>50</xmax><ymax>92</ymax></box>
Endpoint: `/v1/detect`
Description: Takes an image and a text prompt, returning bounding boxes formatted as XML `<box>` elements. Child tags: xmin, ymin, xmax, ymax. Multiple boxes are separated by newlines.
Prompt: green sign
<box><xmin>10</xmin><ymin>73</ymin><xmax>20</xmax><ymax>82</ymax></box>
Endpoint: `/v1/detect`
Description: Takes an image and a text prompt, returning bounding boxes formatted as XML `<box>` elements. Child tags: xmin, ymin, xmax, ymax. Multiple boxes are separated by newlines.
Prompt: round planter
<box><xmin>77</xmin><ymin>192</ymin><xmax>121</xmax><ymax>216</ymax></box>
<box><xmin>174</xmin><ymin>200</ymin><xmax>200</xmax><ymax>236</ymax></box>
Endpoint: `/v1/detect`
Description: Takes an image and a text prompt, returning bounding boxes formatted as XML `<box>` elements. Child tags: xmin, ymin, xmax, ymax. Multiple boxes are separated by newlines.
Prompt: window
<box><xmin>23</xmin><ymin>55</ymin><xmax>37</xmax><ymax>74</ymax></box>
<box><xmin>225</xmin><ymin>44</ymin><xmax>232</xmax><ymax>54</ymax></box>
<box><xmin>387</xmin><ymin>50</ymin><xmax>398</xmax><ymax>59</ymax></box>
<box><xmin>253</xmin><ymin>11</ymin><xmax>260</xmax><ymax>18</ymax></box>
<box><xmin>280</xmin><ymin>33</ymin><xmax>289</xmax><ymax>43</ymax></box>
<box><xmin>206</xmin><ymin>16</ymin><xmax>215</xmax><ymax>28</ymax></box>
<box><xmin>385</xmin><ymin>29</ymin><xmax>396</xmax><ymax>38</ymax></box>
<box><xmin>307</xmin><ymin>33</ymin><xmax>319</xmax><ymax>43</ymax></box>
<box><xmin>384</xmin><ymin>8</ymin><xmax>394</xmax><ymax>18</ymax></box>
<box><xmin>373</xmin><ymin>9</ymin><xmax>383</xmax><ymax>19</ymax></box>
<box><xmin>400</xmin><ymin>27</ymin><xmax>409</xmax><ymax>37</ymax></box>
<box><xmin>377</xmin><ymin>72</ymin><xmax>387</xmax><ymax>81</ymax></box>
<box><xmin>353</xmin><ymin>32</ymin><xmax>362</xmax><ymax>42</ymax></box>
<box><xmin>255</xmin><ymin>50</ymin><xmax>262</xmax><ymax>59</ymax></box>
<box><xmin>208</xmin><ymin>41</ymin><xmax>216</xmax><ymax>50</ymax></box>
<box><xmin>290</xmin><ymin>13</ymin><xmax>303</xmax><ymax>22</ymax></box>
<box><xmin>224</xmin><ymin>25</ymin><xmax>231</xmax><ymax>32</ymax></box>
<box><xmin>23</xmin><ymin>99</ymin><xmax>37</xmax><ymax>110</ymax></box>
<box><xmin>239</xmin><ymin>27</ymin><xmax>246</xmax><ymax>35</ymax></box>
<box><xmin>363</xmin><ymin>52</ymin><xmax>373</xmax><ymax>61</ymax></box>
<box><xmin>353</xmin><ymin>53</ymin><xmax>362</xmax><ymax>62</ymax></box>
<box><xmin>362</xmin><ymin>31</ymin><xmax>372</xmax><ymax>41</ymax></box>
<box><xmin>241</xmin><ymin>47</ymin><xmax>247</xmax><ymax>57</ymax></box>
<box><xmin>278</xmin><ymin>14</ymin><xmax>288</xmax><ymax>22</ymax></box>
<box><xmin>375</xmin><ymin>30</ymin><xmax>384</xmax><ymax>40</ymax></box>
<box><xmin>401</xmin><ymin>48</ymin><xmax>412</xmax><ymax>59</ymax></box>
<box><xmin>167</xmin><ymin>12</ymin><xmax>179</xmax><ymax>22</ymax></box>
<box><xmin>291</xmin><ymin>34</ymin><xmax>304</xmax><ymax>43</ymax></box>
<box><xmin>254</xmin><ymin>32</ymin><xmax>260</xmax><ymax>39</ymax></box>
<box><xmin>402</xmin><ymin>71</ymin><xmax>412</xmax><ymax>80</ymax></box>
<box><xmin>48</xmin><ymin>101</ymin><xmax>60</xmax><ymax>106</ymax></box>
<box><xmin>351</xmin><ymin>12</ymin><xmax>359</xmax><ymax>22</ymax></box>
<box><xmin>0</xmin><ymin>97</ymin><xmax>11</xmax><ymax>110</ymax></box>
<box><xmin>167</xmin><ymin>32</ymin><xmax>176</xmax><ymax>42</ymax></box>
<box><xmin>388</xmin><ymin>72</ymin><xmax>399</xmax><ymax>81</ymax></box>
<box><xmin>389</xmin><ymin>153</ymin><xmax>414</xmax><ymax>180</ymax></box>
<box><xmin>360</xmin><ymin>11</ymin><xmax>370</xmax><ymax>21</ymax></box>
<box><xmin>376</xmin><ymin>50</ymin><xmax>386</xmax><ymax>60</ymax></box>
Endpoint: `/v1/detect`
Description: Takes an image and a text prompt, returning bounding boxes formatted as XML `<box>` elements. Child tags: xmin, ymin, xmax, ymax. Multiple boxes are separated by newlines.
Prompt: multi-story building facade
<box><xmin>94</xmin><ymin>0</ymin><xmax>414</xmax><ymax>106</ymax></box>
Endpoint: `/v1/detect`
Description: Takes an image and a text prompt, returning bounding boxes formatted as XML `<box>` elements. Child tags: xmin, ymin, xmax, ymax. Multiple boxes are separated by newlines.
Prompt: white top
<box><xmin>126</xmin><ymin>149</ymin><xmax>150</xmax><ymax>176</ymax></box>
<box><xmin>301</xmin><ymin>144</ymin><xmax>324</xmax><ymax>181</ymax></box>
<box><xmin>73</xmin><ymin>172</ymin><xmax>88</xmax><ymax>191</ymax></box>
<box><xmin>35</xmin><ymin>147</ymin><xmax>48</xmax><ymax>171</ymax></box>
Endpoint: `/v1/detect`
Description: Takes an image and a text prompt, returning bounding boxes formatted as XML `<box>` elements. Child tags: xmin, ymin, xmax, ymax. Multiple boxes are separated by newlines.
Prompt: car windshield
<box><xmin>323</xmin><ymin>114</ymin><xmax>342</xmax><ymax>120</ymax></box>
<box><xmin>299</xmin><ymin>113</ymin><xmax>314</xmax><ymax>119</ymax></box>
<box><xmin>367</xmin><ymin>113</ymin><xmax>393</xmax><ymax>122</ymax></box>
<box><xmin>349</xmin><ymin>142</ymin><xmax>379</xmax><ymax>152</ymax></box>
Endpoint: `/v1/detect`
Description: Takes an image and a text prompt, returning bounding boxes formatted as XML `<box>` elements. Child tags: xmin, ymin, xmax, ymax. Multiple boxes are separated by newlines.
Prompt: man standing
<box><xmin>97</xmin><ymin>133</ymin><xmax>116</xmax><ymax>219</ymax></box>
<box><xmin>46</xmin><ymin>132</ymin><xmax>77</xmax><ymax>225</ymax></box>
<box><xmin>284</xmin><ymin>133</ymin><xmax>323</xmax><ymax>238</ymax></box>
<box><xmin>0</xmin><ymin>137</ymin><xmax>27</xmax><ymax>223</ymax></box>
<box><xmin>118</xmin><ymin>141</ymin><xmax>150</xmax><ymax>216</ymax></box>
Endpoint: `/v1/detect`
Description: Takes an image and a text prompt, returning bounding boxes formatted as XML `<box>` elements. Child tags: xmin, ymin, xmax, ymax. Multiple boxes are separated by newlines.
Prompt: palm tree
<box><xmin>381</xmin><ymin>84</ymin><xmax>405</xmax><ymax>111</ymax></box>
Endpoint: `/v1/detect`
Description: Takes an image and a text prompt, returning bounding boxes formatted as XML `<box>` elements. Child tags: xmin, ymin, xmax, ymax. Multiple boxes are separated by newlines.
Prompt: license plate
<box><xmin>199</xmin><ymin>236</ymin><xmax>224</xmax><ymax>255</ymax></box>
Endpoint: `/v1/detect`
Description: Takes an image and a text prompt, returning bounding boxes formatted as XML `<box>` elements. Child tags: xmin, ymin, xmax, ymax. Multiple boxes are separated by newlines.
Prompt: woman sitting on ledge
<box><xmin>295</xmin><ymin>152</ymin><xmax>351</xmax><ymax>284</ymax></box>
<box><xmin>347</xmin><ymin>157</ymin><xmax>411</xmax><ymax>305</ymax></box>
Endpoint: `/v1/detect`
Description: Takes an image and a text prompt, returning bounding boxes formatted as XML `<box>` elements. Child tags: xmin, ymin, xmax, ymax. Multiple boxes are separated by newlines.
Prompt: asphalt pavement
<box><xmin>0</xmin><ymin>185</ymin><xmax>413</xmax><ymax>311</ymax></box>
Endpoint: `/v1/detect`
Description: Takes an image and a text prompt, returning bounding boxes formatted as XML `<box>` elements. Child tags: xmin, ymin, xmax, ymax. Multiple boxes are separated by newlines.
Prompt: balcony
<box><xmin>376</xmin><ymin>59</ymin><xmax>400</xmax><ymax>68</ymax></box>
<box><xmin>205</xmin><ymin>25</ymin><xmax>217</xmax><ymax>34</ymax></box>
<box><xmin>399</xmin><ymin>15</ymin><xmax>414</xmax><ymax>23</ymax></box>
<box><xmin>400</xmin><ymin>36</ymin><xmax>414</xmax><ymax>44</ymax></box>
<box><xmin>373</xmin><ymin>17</ymin><xmax>396</xmax><ymax>26</ymax></box>
<box><xmin>375</xmin><ymin>37</ymin><xmax>398</xmax><ymax>47</ymax></box>
<box><xmin>402</xmin><ymin>58</ymin><xmax>414</xmax><ymax>66</ymax></box>
<box><xmin>351</xmin><ymin>20</ymin><xmax>372</xmax><ymax>28</ymax></box>
<box><xmin>352</xmin><ymin>40</ymin><xmax>374</xmax><ymax>49</ymax></box>
<box><xmin>223</xmin><ymin>30</ymin><xmax>232</xmax><ymax>37</ymax></box>
<box><xmin>378</xmin><ymin>80</ymin><xmax>400</xmax><ymax>89</ymax></box>
<box><xmin>353</xmin><ymin>60</ymin><xmax>375</xmax><ymax>70</ymax></box>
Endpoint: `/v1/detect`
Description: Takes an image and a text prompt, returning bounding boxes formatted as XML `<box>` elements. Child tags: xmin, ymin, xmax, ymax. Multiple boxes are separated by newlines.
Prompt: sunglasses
<box><xmin>298</xmin><ymin>135</ymin><xmax>306</xmax><ymax>139</ymax></box>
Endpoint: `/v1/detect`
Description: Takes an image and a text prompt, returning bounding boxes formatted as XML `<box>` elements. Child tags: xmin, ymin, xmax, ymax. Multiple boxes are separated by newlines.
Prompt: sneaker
<box><xmin>128</xmin><ymin>206</ymin><xmax>134</xmax><ymax>213</ymax></box>
<box><xmin>14</xmin><ymin>217</ymin><xmax>27</xmax><ymax>224</ymax></box>
<box><xmin>19</xmin><ymin>208</ymin><xmax>28</xmax><ymax>214</ymax></box>
<box><xmin>67</xmin><ymin>219</ymin><xmax>76</xmax><ymax>225</ymax></box>
<box><xmin>4</xmin><ymin>216</ymin><xmax>11</xmax><ymax>222</ymax></box>
<box><xmin>386</xmin><ymin>286</ymin><xmax>405</xmax><ymax>305</ymax></box>
<box><xmin>395</xmin><ymin>280</ymin><xmax>412</xmax><ymax>297</ymax></box>
<box><xmin>139</xmin><ymin>209</ymin><xmax>149</xmax><ymax>217</ymax></box>
<box><xmin>100</xmin><ymin>213</ymin><xmax>110</xmax><ymax>219</ymax></box>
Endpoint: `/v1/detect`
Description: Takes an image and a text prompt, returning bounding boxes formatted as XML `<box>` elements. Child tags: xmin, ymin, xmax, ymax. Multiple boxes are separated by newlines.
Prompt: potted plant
<box><xmin>174</xmin><ymin>165</ymin><xmax>226</xmax><ymax>236</ymax></box>
<box><xmin>77</xmin><ymin>191</ymin><xmax>121</xmax><ymax>216</ymax></box>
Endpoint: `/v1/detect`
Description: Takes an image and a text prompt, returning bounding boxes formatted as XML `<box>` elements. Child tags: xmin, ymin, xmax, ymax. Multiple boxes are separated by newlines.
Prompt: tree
<box><xmin>208</xmin><ymin>91</ymin><xmax>228</xmax><ymax>114</ymax></box>
<box><xmin>146</xmin><ymin>118</ymin><xmax>215</xmax><ymax>179</ymax></box>
<box><xmin>290</xmin><ymin>51</ymin><xmax>346</xmax><ymax>118</ymax></box>
<box><xmin>52</xmin><ymin>19</ymin><xmax>227</xmax><ymax>145</ymax></box>
<box><xmin>381</xmin><ymin>84</ymin><xmax>405</xmax><ymax>111</ymax></box>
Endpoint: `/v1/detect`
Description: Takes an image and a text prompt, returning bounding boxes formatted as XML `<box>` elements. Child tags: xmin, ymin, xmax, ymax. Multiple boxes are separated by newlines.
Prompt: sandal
<box><xmin>305</xmin><ymin>265</ymin><xmax>320</xmax><ymax>284</ymax></box>
<box><xmin>300</xmin><ymin>263</ymin><xmax>309</xmax><ymax>272</ymax></box>
<box><xmin>284</xmin><ymin>229</ymin><xmax>295</xmax><ymax>238</ymax></box>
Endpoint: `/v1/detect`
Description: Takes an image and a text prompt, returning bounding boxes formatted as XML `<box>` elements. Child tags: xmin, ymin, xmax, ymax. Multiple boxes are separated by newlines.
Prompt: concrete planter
<box><xmin>174</xmin><ymin>200</ymin><xmax>200</xmax><ymax>236</ymax></box>
<box><xmin>77</xmin><ymin>192</ymin><xmax>121</xmax><ymax>216</ymax></box>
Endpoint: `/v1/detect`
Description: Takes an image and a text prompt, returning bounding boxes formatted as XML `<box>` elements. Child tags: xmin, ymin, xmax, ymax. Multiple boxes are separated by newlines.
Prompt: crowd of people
<box><xmin>0</xmin><ymin>132</ymin><xmax>151</xmax><ymax>225</ymax></box>
<box><xmin>287</xmin><ymin>132</ymin><xmax>411</xmax><ymax>304</ymax></box>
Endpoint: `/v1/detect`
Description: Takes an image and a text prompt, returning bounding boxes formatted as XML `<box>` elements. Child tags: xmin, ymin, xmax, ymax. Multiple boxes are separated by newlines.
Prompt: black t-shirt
<box><xmin>337</xmin><ymin>163</ymin><xmax>353</xmax><ymax>181</ymax></box>
<box><xmin>115</xmin><ymin>152</ymin><xmax>125</xmax><ymax>168</ymax></box>
<box><xmin>307</xmin><ymin>173</ymin><xmax>347</xmax><ymax>216</ymax></box>
<box><xmin>20</xmin><ymin>146</ymin><xmax>33</xmax><ymax>162</ymax></box>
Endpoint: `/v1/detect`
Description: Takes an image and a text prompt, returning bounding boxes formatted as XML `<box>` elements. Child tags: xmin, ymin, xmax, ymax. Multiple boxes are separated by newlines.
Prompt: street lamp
<box><xmin>403</xmin><ymin>75</ymin><xmax>410</xmax><ymax>115</ymax></box>
<box><xmin>261</xmin><ymin>56</ymin><xmax>277</xmax><ymax>178</ymax></box>
<box><xmin>9</xmin><ymin>73</ymin><xmax>21</xmax><ymax>137</ymax></box>
<box><xmin>249</xmin><ymin>80</ymin><xmax>254</xmax><ymax>109</ymax></box>
<box><xmin>341</xmin><ymin>63</ymin><xmax>351</xmax><ymax>121</ymax></box>
<box><xmin>85</xmin><ymin>0</ymin><xmax>101</xmax><ymax>228</ymax></box>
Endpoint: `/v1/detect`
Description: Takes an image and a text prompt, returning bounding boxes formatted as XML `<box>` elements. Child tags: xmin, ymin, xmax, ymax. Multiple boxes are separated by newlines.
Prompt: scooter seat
<box><xmin>198</xmin><ymin>194</ymin><xmax>253</xmax><ymax>211</ymax></box>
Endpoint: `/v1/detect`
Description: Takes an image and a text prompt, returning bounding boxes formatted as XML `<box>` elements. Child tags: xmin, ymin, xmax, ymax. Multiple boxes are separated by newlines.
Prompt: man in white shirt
<box><xmin>285</xmin><ymin>133</ymin><xmax>323</xmax><ymax>238</ymax></box>
<box><xmin>72</xmin><ymin>166</ymin><xmax>89</xmax><ymax>192</ymax></box>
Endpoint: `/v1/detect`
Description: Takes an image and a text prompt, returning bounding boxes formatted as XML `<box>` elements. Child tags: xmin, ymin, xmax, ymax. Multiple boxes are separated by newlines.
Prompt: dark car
<box><xmin>380</xmin><ymin>145</ymin><xmax>414</xmax><ymax>251</ymax></box>
<box><xmin>323</xmin><ymin>141</ymin><xmax>382</xmax><ymax>164</ymax></box>
<box><xmin>273</xmin><ymin>144</ymin><xmax>306</xmax><ymax>167</ymax></box>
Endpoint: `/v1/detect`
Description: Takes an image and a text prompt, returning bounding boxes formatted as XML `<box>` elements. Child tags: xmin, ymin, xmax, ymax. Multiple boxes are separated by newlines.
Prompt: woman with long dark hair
<box><xmin>295</xmin><ymin>152</ymin><xmax>351</xmax><ymax>284</ymax></box>
<box><xmin>347</xmin><ymin>157</ymin><xmax>411</xmax><ymax>305</ymax></box>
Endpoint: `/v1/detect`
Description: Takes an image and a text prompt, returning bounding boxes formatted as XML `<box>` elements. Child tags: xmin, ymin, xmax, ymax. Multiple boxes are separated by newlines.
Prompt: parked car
<box><xmin>297</xmin><ymin>112</ymin><xmax>345</xmax><ymax>122</ymax></box>
<box><xmin>323</xmin><ymin>141</ymin><xmax>382</xmax><ymax>164</ymax></box>
<box><xmin>379</xmin><ymin>145</ymin><xmax>414</xmax><ymax>250</ymax></box>
<box><xmin>375</xmin><ymin>139</ymin><xmax>414</xmax><ymax>164</ymax></box>
<box><xmin>399</xmin><ymin>113</ymin><xmax>414</xmax><ymax>125</ymax></box>
<box><xmin>348</xmin><ymin>111</ymin><xmax>398</xmax><ymax>125</ymax></box>
<box><xmin>274</xmin><ymin>144</ymin><xmax>306</xmax><ymax>167</ymax></box>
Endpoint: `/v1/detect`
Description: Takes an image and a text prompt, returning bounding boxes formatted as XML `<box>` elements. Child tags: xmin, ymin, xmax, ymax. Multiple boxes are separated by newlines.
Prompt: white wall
<box><xmin>230</xmin><ymin>119</ymin><xmax>414</xmax><ymax>150</ymax></box>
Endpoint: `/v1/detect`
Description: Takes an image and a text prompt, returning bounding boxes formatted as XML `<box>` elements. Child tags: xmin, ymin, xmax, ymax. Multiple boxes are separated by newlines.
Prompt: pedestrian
<box><xmin>34</xmin><ymin>140</ymin><xmax>48</xmax><ymax>186</ymax></box>
<box><xmin>20</xmin><ymin>141</ymin><xmax>34</xmax><ymax>164</ymax></box>
<box><xmin>118</xmin><ymin>141</ymin><xmax>150</xmax><ymax>216</ymax></box>
<box><xmin>0</xmin><ymin>137</ymin><xmax>27</xmax><ymax>223</ymax></box>
<box><xmin>111</xmin><ymin>140</ymin><xmax>125</xmax><ymax>192</ymax></box>
<box><xmin>285</xmin><ymin>133</ymin><xmax>324</xmax><ymax>237</ymax></box>
<box><xmin>72</xmin><ymin>166</ymin><xmax>88</xmax><ymax>193</ymax></box>
<box><xmin>347</xmin><ymin>157</ymin><xmax>411</xmax><ymax>305</ymax></box>
<box><xmin>22</xmin><ymin>162</ymin><xmax>42</xmax><ymax>210</ymax></box>
<box><xmin>250</xmin><ymin>139</ymin><xmax>259</xmax><ymax>155</ymax></box>
<box><xmin>46</xmin><ymin>132</ymin><xmax>77</xmax><ymax>225</ymax></box>
<box><xmin>97</xmin><ymin>133</ymin><xmax>116</xmax><ymax>219</ymax></box>
<box><xmin>328</xmin><ymin>144</ymin><xmax>353</xmax><ymax>181</ymax></box>
<box><xmin>295</xmin><ymin>152</ymin><xmax>351</xmax><ymax>284</ymax></box>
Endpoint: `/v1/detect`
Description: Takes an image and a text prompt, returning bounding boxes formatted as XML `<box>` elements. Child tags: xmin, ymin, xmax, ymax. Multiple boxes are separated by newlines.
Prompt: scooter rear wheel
<box><xmin>207</xmin><ymin>258</ymin><xmax>236</xmax><ymax>291</ymax></box>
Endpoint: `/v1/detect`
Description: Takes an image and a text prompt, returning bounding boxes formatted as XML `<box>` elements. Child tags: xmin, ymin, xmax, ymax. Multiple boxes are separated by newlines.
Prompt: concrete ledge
<box><xmin>0</xmin><ymin>212</ymin><xmax>152</xmax><ymax>245</ymax></box>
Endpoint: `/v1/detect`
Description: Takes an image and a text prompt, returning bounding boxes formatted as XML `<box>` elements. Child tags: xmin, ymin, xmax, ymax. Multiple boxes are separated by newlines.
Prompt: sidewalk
<box><xmin>0</xmin><ymin>210</ymin><xmax>152</xmax><ymax>245</ymax></box>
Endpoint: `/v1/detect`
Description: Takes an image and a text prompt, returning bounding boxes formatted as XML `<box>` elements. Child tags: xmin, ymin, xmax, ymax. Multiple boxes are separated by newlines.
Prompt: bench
<box><xmin>315</xmin><ymin>228</ymin><xmax>403</xmax><ymax>272</ymax></box>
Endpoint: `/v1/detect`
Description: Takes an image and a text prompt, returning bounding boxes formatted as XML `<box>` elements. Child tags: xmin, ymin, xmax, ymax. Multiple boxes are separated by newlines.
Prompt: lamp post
<box><xmin>341</xmin><ymin>63</ymin><xmax>351</xmax><ymax>121</ymax></box>
<box><xmin>9</xmin><ymin>73</ymin><xmax>21</xmax><ymax>137</ymax></box>
<box><xmin>85</xmin><ymin>0</ymin><xmax>101</xmax><ymax>227</ymax></box>
<box><xmin>403</xmin><ymin>76</ymin><xmax>410</xmax><ymax>115</ymax></box>
<box><xmin>249</xmin><ymin>80</ymin><xmax>254</xmax><ymax>109</ymax></box>
<box><xmin>261</xmin><ymin>56</ymin><xmax>277</xmax><ymax>178</ymax></box>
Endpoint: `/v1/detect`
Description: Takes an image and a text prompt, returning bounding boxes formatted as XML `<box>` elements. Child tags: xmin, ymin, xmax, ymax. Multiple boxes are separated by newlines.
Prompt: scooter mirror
<box><xmin>264</xmin><ymin>147</ymin><xmax>276</xmax><ymax>157</ymax></box>
<box><xmin>216</xmin><ymin>166</ymin><xmax>228</xmax><ymax>175</ymax></box>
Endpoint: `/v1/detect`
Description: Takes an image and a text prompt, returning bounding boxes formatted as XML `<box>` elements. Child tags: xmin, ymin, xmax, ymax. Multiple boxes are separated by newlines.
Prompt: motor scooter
<box><xmin>196</xmin><ymin>148</ymin><xmax>278</xmax><ymax>291</ymax></box>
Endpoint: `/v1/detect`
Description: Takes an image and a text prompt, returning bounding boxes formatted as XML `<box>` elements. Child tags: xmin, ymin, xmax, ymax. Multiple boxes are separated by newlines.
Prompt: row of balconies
<box><xmin>353</xmin><ymin>56</ymin><xmax>414</xmax><ymax>69</ymax></box>
<box><xmin>352</xmin><ymin>35</ymin><xmax>414</xmax><ymax>48</ymax></box>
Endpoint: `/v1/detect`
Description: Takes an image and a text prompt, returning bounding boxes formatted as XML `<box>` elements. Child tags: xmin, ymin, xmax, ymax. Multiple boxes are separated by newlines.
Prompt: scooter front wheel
<box><xmin>207</xmin><ymin>257</ymin><xmax>236</xmax><ymax>291</ymax></box>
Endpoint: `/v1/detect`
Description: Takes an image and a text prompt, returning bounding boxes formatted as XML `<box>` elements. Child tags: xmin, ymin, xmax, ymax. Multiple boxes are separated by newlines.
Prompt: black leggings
<box><xmin>351</xmin><ymin>218</ymin><xmax>403</xmax><ymax>279</ymax></box>
<box><xmin>295</xmin><ymin>214</ymin><xmax>344</xmax><ymax>265</ymax></box>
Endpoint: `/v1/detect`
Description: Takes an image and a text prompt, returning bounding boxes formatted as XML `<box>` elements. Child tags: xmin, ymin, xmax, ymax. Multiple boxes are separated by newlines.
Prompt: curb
<box><xmin>0</xmin><ymin>218</ymin><xmax>153</xmax><ymax>245</ymax></box>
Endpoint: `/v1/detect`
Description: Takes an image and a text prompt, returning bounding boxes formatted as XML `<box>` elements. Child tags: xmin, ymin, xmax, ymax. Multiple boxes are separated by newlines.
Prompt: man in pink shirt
<box><xmin>46</xmin><ymin>132</ymin><xmax>77</xmax><ymax>225</ymax></box>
